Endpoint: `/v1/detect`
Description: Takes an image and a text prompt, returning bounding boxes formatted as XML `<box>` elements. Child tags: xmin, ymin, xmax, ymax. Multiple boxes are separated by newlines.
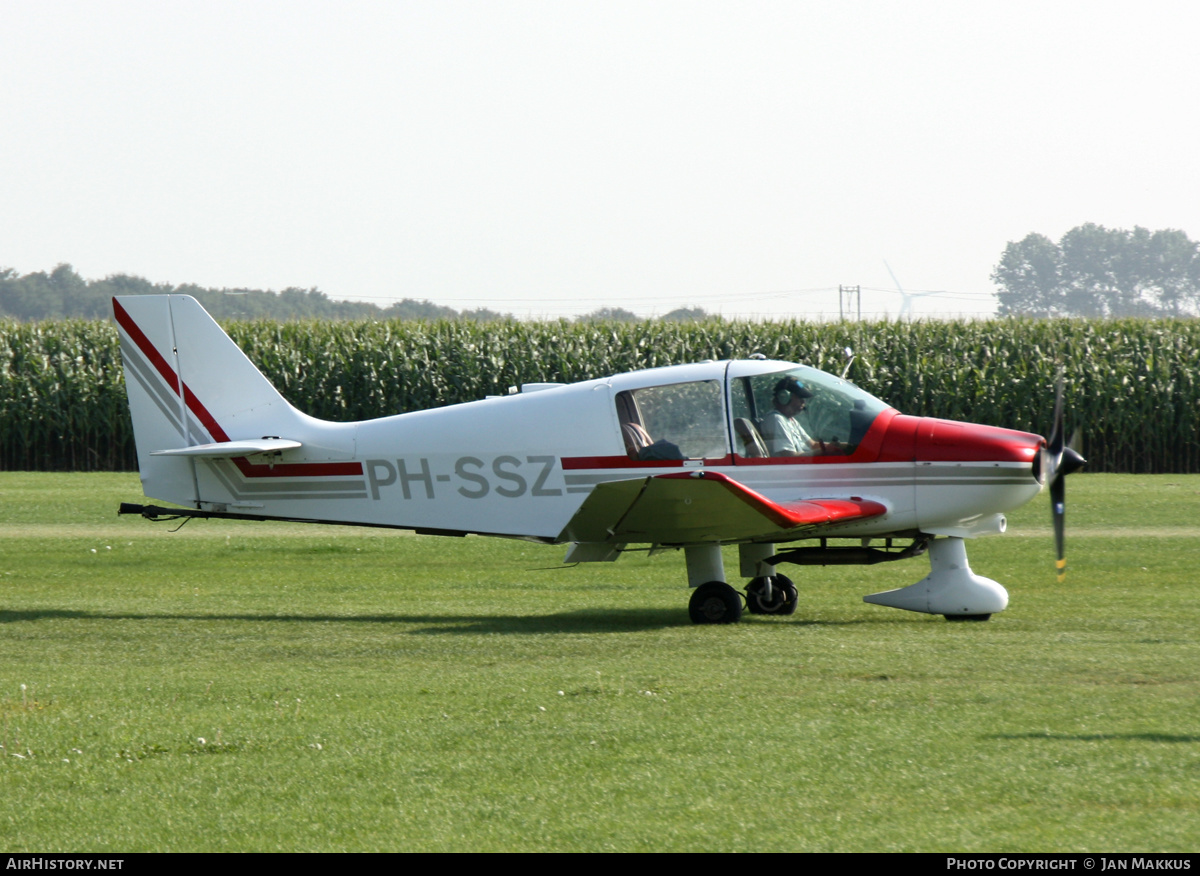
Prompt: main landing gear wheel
<box><xmin>689</xmin><ymin>581</ymin><xmax>744</xmax><ymax>625</ymax></box>
<box><xmin>745</xmin><ymin>575</ymin><xmax>798</xmax><ymax>615</ymax></box>
<box><xmin>944</xmin><ymin>614</ymin><xmax>991</xmax><ymax>622</ymax></box>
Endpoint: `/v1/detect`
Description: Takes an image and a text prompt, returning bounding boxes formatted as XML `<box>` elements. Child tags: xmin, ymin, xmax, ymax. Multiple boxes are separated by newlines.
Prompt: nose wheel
<box><xmin>745</xmin><ymin>574</ymin><xmax>798</xmax><ymax>615</ymax></box>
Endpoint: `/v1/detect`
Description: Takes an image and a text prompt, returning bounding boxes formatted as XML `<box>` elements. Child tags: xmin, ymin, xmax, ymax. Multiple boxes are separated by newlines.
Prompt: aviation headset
<box><xmin>774</xmin><ymin>378</ymin><xmax>813</xmax><ymax>407</ymax></box>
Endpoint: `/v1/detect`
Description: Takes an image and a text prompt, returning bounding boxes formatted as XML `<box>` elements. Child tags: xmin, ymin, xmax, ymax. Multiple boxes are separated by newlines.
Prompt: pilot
<box><xmin>761</xmin><ymin>377</ymin><xmax>817</xmax><ymax>457</ymax></box>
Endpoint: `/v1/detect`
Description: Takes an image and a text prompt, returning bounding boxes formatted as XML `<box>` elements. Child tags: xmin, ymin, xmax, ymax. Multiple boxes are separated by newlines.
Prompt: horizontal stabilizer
<box><xmin>562</xmin><ymin>470</ymin><xmax>887</xmax><ymax>545</ymax></box>
<box><xmin>151</xmin><ymin>438</ymin><xmax>302</xmax><ymax>458</ymax></box>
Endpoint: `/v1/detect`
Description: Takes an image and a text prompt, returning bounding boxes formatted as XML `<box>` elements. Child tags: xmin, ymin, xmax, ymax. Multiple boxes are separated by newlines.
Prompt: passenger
<box><xmin>760</xmin><ymin>377</ymin><xmax>817</xmax><ymax>457</ymax></box>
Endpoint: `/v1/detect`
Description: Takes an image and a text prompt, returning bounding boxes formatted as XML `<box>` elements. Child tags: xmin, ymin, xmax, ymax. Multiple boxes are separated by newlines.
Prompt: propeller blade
<box><xmin>1045</xmin><ymin>374</ymin><xmax>1084</xmax><ymax>582</ymax></box>
<box><xmin>1051</xmin><ymin>474</ymin><xmax>1067</xmax><ymax>583</ymax></box>
<box><xmin>1047</xmin><ymin>376</ymin><xmax>1065</xmax><ymax>457</ymax></box>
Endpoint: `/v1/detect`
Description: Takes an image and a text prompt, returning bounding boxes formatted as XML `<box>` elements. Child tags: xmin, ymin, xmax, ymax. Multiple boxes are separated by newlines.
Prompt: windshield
<box><xmin>729</xmin><ymin>366</ymin><xmax>890</xmax><ymax>458</ymax></box>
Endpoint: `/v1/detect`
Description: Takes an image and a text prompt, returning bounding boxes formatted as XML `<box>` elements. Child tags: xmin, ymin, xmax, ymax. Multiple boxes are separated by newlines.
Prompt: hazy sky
<box><xmin>3</xmin><ymin>1</ymin><xmax>1197</xmax><ymax>319</ymax></box>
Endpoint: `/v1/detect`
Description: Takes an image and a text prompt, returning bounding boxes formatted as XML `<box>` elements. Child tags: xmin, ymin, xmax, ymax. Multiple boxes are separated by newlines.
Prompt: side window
<box><xmin>615</xmin><ymin>380</ymin><xmax>728</xmax><ymax>460</ymax></box>
<box><xmin>737</xmin><ymin>367</ymin><xmax>887</xmax><ymax>458</ymax></box>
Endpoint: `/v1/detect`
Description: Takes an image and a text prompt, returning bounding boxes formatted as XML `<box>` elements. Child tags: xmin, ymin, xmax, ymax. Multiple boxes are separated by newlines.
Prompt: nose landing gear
<box><xmin>685</xmin><ymin>543</ymin><xmax>799</xmax><ymax>624</ymax></box>
<box><xmin>745</xmin><ymin>574</ymin><xmax>798</xmax><ymax>615</ymax></box>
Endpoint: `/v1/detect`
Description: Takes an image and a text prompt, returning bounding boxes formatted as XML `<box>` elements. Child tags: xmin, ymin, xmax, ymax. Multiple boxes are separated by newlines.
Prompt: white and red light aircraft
<box><xmin>114</xmin><ymin>295</ymin><xmax>1083</xmax><ymax>624</ymax></box>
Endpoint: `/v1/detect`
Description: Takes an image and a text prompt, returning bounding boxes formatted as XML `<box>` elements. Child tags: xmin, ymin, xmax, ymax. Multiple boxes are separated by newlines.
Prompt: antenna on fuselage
<box><xmin>840</xmin><ymin>346</ymin><xmax>855</xmax><ymax>379</ymax></box>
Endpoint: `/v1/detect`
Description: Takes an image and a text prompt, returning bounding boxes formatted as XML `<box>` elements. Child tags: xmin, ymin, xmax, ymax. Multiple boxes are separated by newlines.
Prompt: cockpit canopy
<box><xmin>614</xmin><ymin>362</ymin><xmax>892</xmax><ymax>462</ymax></box>
<box><xmin>729</xmin><ymin>365</ymin><xmax>891</xmax><ymax>458</ymax></box>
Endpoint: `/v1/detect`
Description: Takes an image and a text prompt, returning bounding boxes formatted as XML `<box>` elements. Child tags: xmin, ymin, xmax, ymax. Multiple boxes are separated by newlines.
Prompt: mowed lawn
<box><xmin>1</xmin><ymin>472</ymin><xmax>1198</xmax><ymax>851</ymax></box>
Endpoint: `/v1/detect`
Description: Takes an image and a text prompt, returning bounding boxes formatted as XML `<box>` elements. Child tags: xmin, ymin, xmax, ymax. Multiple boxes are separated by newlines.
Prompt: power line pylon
<box><xmin>839</xmin><ymin>285</ymin><xmax>861</xmax><ymax>320</ymax></box>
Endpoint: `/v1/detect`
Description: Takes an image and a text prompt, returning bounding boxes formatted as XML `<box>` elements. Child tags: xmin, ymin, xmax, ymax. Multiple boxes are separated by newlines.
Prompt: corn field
<box><xmin>2</xmin><ymin>317</ymin><xmax>1197</xmax><ymax>473</ymax></box>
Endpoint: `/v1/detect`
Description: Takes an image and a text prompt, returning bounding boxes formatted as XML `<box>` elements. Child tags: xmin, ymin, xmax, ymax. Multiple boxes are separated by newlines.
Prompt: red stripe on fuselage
<box><xmin>113</xmin><ymin>298</ymin><xmax>363</xmax><ymax>479</ymax></box>
<box><xmin>561</xmin><ymin>455</ymin><xmax>734</xmax><ymax>470</ymax></box>
<box><xmin>230</xmin><ymin>458</ymin><xmax>364</xmax><ymax>478</ymax></box>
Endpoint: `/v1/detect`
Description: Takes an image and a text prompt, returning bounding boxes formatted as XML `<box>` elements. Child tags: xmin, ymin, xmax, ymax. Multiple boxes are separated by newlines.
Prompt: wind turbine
<box><xmin>884</xmin><ymin>261</ymin><xmax>948</xmax><ymax>319</ymax></box>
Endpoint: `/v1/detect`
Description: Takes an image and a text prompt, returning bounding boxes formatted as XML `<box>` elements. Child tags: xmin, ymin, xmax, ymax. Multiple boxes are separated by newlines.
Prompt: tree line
<box><xmin>0</xmin><ymin>264</ymin><xmax>716</xmax><ymax>324</ymax></box>
<box><xmin>10</xmin><ymin>223</ymin><xmax>1199</xmax><ymax>322</ymax></box>
<box><xmin>993</xmin><ymin>224</ymin><xmax>1200</xmax><ymax>318</ymax></box>
<box><xmin>0</xmin><ymin>264</ymin><xmax>511</xmax><ymax>323</ymax></box>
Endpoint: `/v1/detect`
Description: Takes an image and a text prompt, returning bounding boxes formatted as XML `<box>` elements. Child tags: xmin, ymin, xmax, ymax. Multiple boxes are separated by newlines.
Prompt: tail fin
<box><xmin>114</xmin><ymin>295</ymin><xmax>304</xmax><ymax>505</ymax></box>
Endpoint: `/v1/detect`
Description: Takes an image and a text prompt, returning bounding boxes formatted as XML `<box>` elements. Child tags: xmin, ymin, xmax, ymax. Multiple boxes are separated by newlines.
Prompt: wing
<box><xmin>561</xmin><ymin>470</ymin><xmax>887</xmax><ymax>545</ymax></box>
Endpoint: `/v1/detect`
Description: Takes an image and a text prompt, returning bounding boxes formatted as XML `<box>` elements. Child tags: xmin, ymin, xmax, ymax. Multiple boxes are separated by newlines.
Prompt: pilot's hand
<box><xmin>812</xmin><ymin>439</ymin><xmax>846</xmax><ymax>455</ymax></box>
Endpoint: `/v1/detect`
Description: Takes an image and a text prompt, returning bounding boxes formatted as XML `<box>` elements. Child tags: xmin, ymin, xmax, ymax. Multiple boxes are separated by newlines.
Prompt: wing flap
<box><xmin>562</xmin><ymin>470</ymin><xmax>887</xmax><ymax>545</ymax></box>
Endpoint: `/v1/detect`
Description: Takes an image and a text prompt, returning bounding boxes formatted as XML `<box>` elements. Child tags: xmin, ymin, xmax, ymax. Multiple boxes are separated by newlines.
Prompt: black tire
<box><xmin>689</xmin><ymin>581</ymin><xmax>744</xmax><ymax>624</ymax></box>
<box><xmin>746</xmin><ymin>574</ymin><xmax>797</xmax><ymax>615</ymax></box>
<box><xmin>776</xmin><ymin>574</ymin><xmax>798</xmax><ymax>616</ymax></box>
<box><xmin>944</xmin><ymin>614</ymin><xmax>991</xmax><ymax>622</ymax></box>
<box><xmin>744</xmin><ymin>576</ymin><xmax>777</xmax><ymax>614</ymax></box>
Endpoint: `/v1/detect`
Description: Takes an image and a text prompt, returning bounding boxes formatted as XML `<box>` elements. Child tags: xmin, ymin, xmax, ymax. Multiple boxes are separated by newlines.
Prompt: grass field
<box><xmin>1</xmin><ymin>472</ymin><xmax>1198</xmax><ymax>852</ymax></box>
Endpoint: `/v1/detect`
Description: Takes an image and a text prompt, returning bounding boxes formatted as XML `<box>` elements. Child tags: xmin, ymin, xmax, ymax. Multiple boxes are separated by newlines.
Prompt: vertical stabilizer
<box><xmin>113</xmin><ymin>295</ymin><xmax>301</xmax><ymax>505</ymax></box>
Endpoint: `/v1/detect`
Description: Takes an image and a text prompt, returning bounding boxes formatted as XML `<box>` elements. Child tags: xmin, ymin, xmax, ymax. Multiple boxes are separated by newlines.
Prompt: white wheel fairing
<box><xmin>863</xmin><ymin>537</ymin><xmax>1009</xmax><ymax>616</ymax></box>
